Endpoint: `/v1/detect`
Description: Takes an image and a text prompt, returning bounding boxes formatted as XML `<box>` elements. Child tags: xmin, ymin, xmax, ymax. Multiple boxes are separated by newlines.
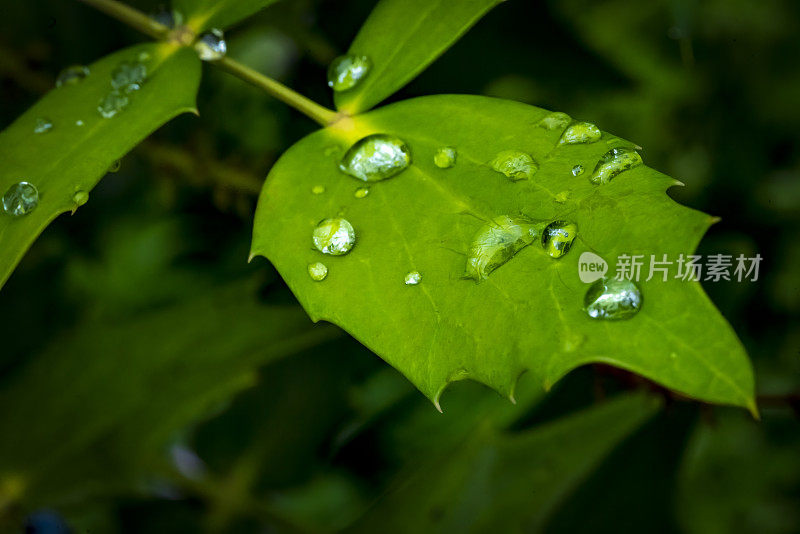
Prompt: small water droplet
<box><xmin>75</xmin><ymin>120</ymin><xmax>85</xmax><ymax>127</ymax></box>
<box><xmin>541</xmin><ymin>220</ymin><xmax>577</xmax><ymax>258</ymax></box>
<box><xmin>150</xmin><ymin>6</ymin><xmax>177</xmax><ymax>28</ymax></box>
<box><xmin>312</xmin><ymin>218</ymin><xmax>356</xmax><ymax>255</ymax></box>
<box><xmin>571</xmin><ymin>164</ymin><xmax>584</xmax><ymax>176</ymax></box>
<box><xmin>55</xmin><ymin>65</ymin><xmax>90</xmax><ymax>87</ymax></box>
<box><xmin>108</xmin><ymin>160</ymin><xmax>121</xmax><ymax>173</ymax></box>
<box><xmin>97</xmin><ymin>91</ymin><xmax>129</xmax><ymax>118</ymax></box>
<box><xmin>2</xmin><ymin>182</ymin><xmax>39</xmax><ymax>217</ymax></box>
<box><xmin>537</xmin><ymin>112</ymin><xmax>571</xmax><ymax>131</ymax></box>
<box><xmin>554</xmin><ymin>191</ymin><xmax>570</xmax><ymax>203</ymax></box>
<box><xmin>670</xmin><ymin>352</ymin><xmax>678</xmax><ymax>360</ymax></box>
<box><xmin>138</xmin><ymin>51</ymin><xmax>152</xmax><ymax>62</ymax></box>
<box><xmin>323</xmin><ymin>145</ymin><xmax>341</xmax><ymax>157</ymax></box>
<box><xmin>72</xmin><ymin>189</ymin><xmax>89</xmax><ymax>207</ymax></box>
<box><xmin>339</xmin><ymin>134</ymin><xmax>411</xmax><ymax>182</ymax></box>
<box><xmin>111</xmin><ymin>60</ymin><xmax>148</xmax><ymax>93</ymax></box>
<box><xmin>465</xmin><ymin>215</ymin><xmax>541</xmax><ymax>281</ymax></box>
<box><xmin>558</xmin><ymin>122</ymin><xmax>602</xmax><ymax>145</ymax></box>
<box><xmin>354</xmin><ymin>187</ymin><xmax>370</xmax><ymax>198</ymax></box>
<box><xmin>308</xmin><ymin>262</ymin><xmax>328</xmax><ymax>281</ymax></box>
<box><xmin>584</xmin><ymin>277</ymin><xmax>643</xmax><ymax>320</ymax></box>
<box><xmin>195</xmin><ymin>29</ymin><xmax>227</xmax><ymax>61</ymax></box>
<box><xmin>562</xmin><ymin>332</ymin><xmax>586</xmax><ymax>353</ymax></box>
<box><xmin>311</xmin><ymin>185</ymin><xmax>325</xmax><ymax>195</ymax></box>
<box><xmin>34</xmin><ymin>118</ymin><xmax>53</xmax><ymax>134</ymax></box>
<box><xmin>404</xmin><ymin>271</ymin><xmax>421</xmax><ymax>285</ymax></box>
<box><xmin>589</xmin><ymin>147</ymin><xmax>643</xmax><ymax>184</ymax></box>
<box><xmin>433</xmin><ymin>146</ymin><xmax>457</xmax><ymax>169</ymax></box>
<box><xmin>327</xmin><ymin>55</ymin><xmax>371</xmax><ymax>92</ymax></box>
<box><xmin>489</xmin><ymin>150</ymin><xmax>538</xmax><ymax>181</ymax></box>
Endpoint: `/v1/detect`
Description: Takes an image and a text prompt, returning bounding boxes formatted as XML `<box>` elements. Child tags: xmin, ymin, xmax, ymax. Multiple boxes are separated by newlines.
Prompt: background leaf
<box><xmin>251</xmin><ymin>94</ymin><xmax>755</xmax><ymax>411</ymax></box>
<box><xmin>0</xmin><ymin>42</ymin><xmax>200</xmax><ymax>290</ymax></box>
<box><xmin>173</xmin><ymin>0</ymin><xmax>282</xmax><ymax>33</ymax></box>
<box><xmin>333</xmin><ymin>0</ymin><xmax>502</xmax><ymax>114</ymax></box>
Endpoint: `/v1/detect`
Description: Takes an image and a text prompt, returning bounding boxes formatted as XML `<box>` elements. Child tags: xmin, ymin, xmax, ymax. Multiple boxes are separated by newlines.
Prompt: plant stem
<box><xmin>76</xmin><ymin>0</ymin><xmax>340</xmax><ymax>126</ymax></box>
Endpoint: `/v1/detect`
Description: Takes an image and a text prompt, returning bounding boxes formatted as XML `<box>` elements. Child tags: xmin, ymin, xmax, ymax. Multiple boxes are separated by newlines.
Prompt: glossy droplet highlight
<box><xmin>559</xmin><ymin>122</ymin><xmax>602</xmax><ymax>145</ymax></box>
<box><xmin>2</xmin><ymin>182</ymin><xmax>39</xmax><ymax>217</ymax></box>
<box><xmin>404</xmin><ymin>271</ymin><xmax>421</xmax><ymax>285</ymax></box>
<box><xmin>571</xmin><ymin>164</ymin><xmax>584</xmax><ymax>176</ymax></box>
<box><xmin>489</xmin><ymin>150</ymin><xmax>538</xmax><ymax>181</ymax></box>
<box><xmin>327</xmin><ymin>55</ymin><xmax>371</xmax><ymax>92</ymax></box>
<box><xmin>584</xmin><ymin>277</ymin><xmax>643</xmax><ymax>320</ymax></box>
<box><xmin>34</xmin><ymin>118</ymin><xmax>53</xmax><ymax>134</ymax></box>
<box><xmin>311</xmin><ymin>185</ymin><xmax>325</xmax><ymax>195</ymax></box>
<box><xmin>590</xmin><ymin>147</ymin><xmax>643</xmax><ymax>185</ymax></box>
<box><xmin>466</xmin><ymin>215</ymin><xmax>541</xmax><ymax>281</ymax></box>
<box><xmin>339</xmin><ymin>134</ymin><xmax>411</xmax><ymax>182</ymax></box>
<box><xmin>312</xmin><ymin>218</ymin><xmax>356</xmax><ymax>256</ymax></box>
<box><xmin>308</xmin><ymin>262</ymin><xmax>328</xmax><ymax>281</ymax></box>
<box><xmin>434</xmin><ymin>146</ymin><xmax>457</xmax><ymax>169</ymax></box>
<box><xmin>55</xmin><ymin>65</ymin><xmax>89</xmax><ymax>87</ymax></box>
<box><xmin>97</xmin><ymin>91</ymin><xmax>129</xmax><ymax>118</ymax></box>
<box><xmin>195</xmin><ymin>29</ymin><xmax>227</xmax><ymax>61</ymax></box>
<box><xmin>111</xmin><ymin>61</ymin><xmax>147</xmax><ymax>93</ymax></box>
<box><xmin>354</xmin><ymin>187</ymin><xmax>370</xmax><ymax>199</ymax></box>
<box><xmin>537</xmin><ymin>112</ymin><xmax>571</xmax><ymax>131</ymax></box>
<box><xmin>541</xmin><ymin>220</ymin><xmax>578</xmax><ymax>258</ymax></box>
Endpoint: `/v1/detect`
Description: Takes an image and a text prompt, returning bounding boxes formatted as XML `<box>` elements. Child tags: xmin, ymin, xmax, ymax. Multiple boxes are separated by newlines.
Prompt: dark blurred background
<box><xmin>0</xmin><ymin>0</ymin><xmax>798</xmax><ymax>532</ymax></box>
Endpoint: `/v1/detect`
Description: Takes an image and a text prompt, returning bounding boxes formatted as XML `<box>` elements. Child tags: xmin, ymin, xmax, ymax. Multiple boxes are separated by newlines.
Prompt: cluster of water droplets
<box><xmin>98</xmin><ymin>54</ymin><xmax>150</xmax><ymax>119</ymax></box>
<box><xmin>56</xmin><ymin>65</ymin><xmax>90</xmax><ymax>87</ymax></box>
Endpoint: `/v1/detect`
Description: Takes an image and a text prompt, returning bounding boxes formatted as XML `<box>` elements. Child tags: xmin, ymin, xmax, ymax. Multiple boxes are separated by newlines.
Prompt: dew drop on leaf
<box><xmin>327</xmin><ymin>55</ymin><xmax>372</xmax><ymax>92</ymax></box>
<box><xmin>308</xmin><ymin>262</ymin><xmax>328</xmax><ymax>281</ymax></box>
<box><xmin>311</xmin><ymin>185</ymin><xmax>325</xmax><ymax>195</ymax></box>
<box><xmin>111</xmin><ymin>61</ymin><xmax>148</xmax><ymax>93</ymax></box>
<box><xmin>537</xmin><ymin>112</ymin><xmax>571</xmax><ymax>131</ymax></box>
<box><xmin>489</xmin><ymin>150</ymin><xmax>538</xmax><ymax>181</ymax></box>
<box><xmin>404</xmin><ymin>271</ymin><xmax>421</xmax><ymax>285</ymax></box>
<box><xmin>541</xmin><ymin>220</ymin><xmax>578</xmax><ymax>258</ymax></box>
<box><xmin>55</xmin><ymin>65</ymin><xmax>90</xmax><ymax>88</ymax></box>
<box><xmin>75</xmin><ymin>120</ymin><xmax>85</xmax><ymax>127</ymax></box>
<box><xmin>555</xmin><ymin>191</ymin><xmax>570</xmax><ymax>203</ymax></box>
<box><xmin>558</xmin><ymin>122</ymin><xmax>602</xmax><ymax>145</ymax></box>
<box><xmin>97</xmin><ymin>91</ymin><xmax>129</xmax><ymax>118</ymax></box>
<box><xmin>2</xmin><ymin>182</ymin><xmax>39</xmax><ymax>217</ymax></box>
<box><xmin>108</xmin><ymin>160</ymin><xmax>121</xmax><ymax>173</ymax></box>
<box><xmin>72</xmin><ymin>189</ymin><xmax>89</xmax><ymax>207</ymax></box>
<box><xmin>433</xmin><ymin>146</ymin><xmax>457</xmax><ymax>169</ymax></box>
<box><xmin>584</xmin><ymin>277</ymin><xmax>643</xmax><ymax>320</ymax></box>
<box><xmin>195</xmin><ymin>29</ymin><xmax>227</xmax><ymax>61</ymax></box>
<box><xmin>571</xmin><ymin>164</ymin><xmax>585</xmax><ymax>176</ymax></box>
<box><xmin>338</xmin><ymin>134</ymin><xmax>411</xmax><ymax>182</ymax></box>
<box><xmin>465</xmin><ymin>215</ymin><xmax>539</xmax><ymax>281</ymax></box>
<box><xmin>33</xmin><ymin>118</ymin><xmax>53</xmax><ymax>134</ymax></box>
<box><xmin>354</xmin><ymin>187</ymin><xmax>370</xmax><ymax>199</ymax></box>
<box><xmin>150</xmin><ymin>7</ymin><xmax>177</xmax><ymax>28</ymax></box>
<box><xmin>589</xmin><ymin>147</ymin><xmax>643</xmax><ymax>185</ymax></box>
<box><xmin>312</xmin><ymin>218</ymin><xmax>356</xmax><ymax>256</ymax></box>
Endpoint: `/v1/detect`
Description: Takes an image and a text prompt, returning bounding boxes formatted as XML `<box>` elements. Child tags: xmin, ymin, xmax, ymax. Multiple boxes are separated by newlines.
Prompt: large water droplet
<box><xmin>558</xmin><ymin>122</ymin><xmax>602</xmax><ymax>145</ymax></box>
<box><xmin>404</xmin><ymin>271</ymin><xmax>421</xmax><ymax>285</ymax></box>
<box><xmin>571</xmin><ymin>164</ymin><xmax>584</xmax><ymax>176</ymax></box>
<box><xmin>541</xmin><ymin>220</ymin><xmax>578</xmax><ymax>258</ymax></box>
<box><xmin>312</xmin><ymin>218</ymin><xmax>356</xmax><ymax>256</ymax></box>
<box><xmin>34</xmin><ymin>118</ymin><xmax>53</xmax><ymax>134</ymax></box>
<box><xmin>434</xmin><ymin>146</ymin><xmax>457</xmax><ymax>169</ymax></box>
<box><xmin>465</xmin><ymin>215</ymin><xmax>541</xmax><ymax>281</ymax></box>
<box><xmin>195</xmin><ymin>29</ymin><xmax>227</xmax><ymax>61</ymax></box>
<box><xmin>354</xmin><ymin>187</ymin><xmax>370</xmax><ymax>199</ymax></box>
<box><xmin>489</xmin><ymin>150</ymin><xmax>538</xmax><ymax>181</ymax></box>
<box><xmin>327</xmin><ymin>55</ymin><xmax>371</xmax><ymax>92</ymax></box>
<box><xmin>537</xmin><ymin>112</ymin><xmax>571</xmax><ymax>131</ymax></box>
<box><xmin>55</xmin><ymin>65</ymin><xmax>90</xmax><ymax>87</ymax></box>
<box><xmin>308</xmin><ymin>262</ymin><xmax>328</xmax><ymax>281</ymax></box>
<box><xmin>97</xmin><ymin>91</ymin><xmax>129</xmax><ymax>118</ymax></box>
<box><xmin>339</xmin><ymin>134</ymin><xmax>411</xmax><ymax>182</ymax></box>
<box><xmin>589</xmin><ymin>147</ymin><xmax>643</xmax><ymax>184</ymax></box>
<box><xmin>584</xmin><ymin>277</ymin><xmax>642</xmax><ymax>320</ymax></box>
<box><xmin>2</xmin><ymin>182</ymin><xmax>39</xmax><ymax>217</ymax></box>
<box><xmin>111</xmin><ymin>61</ymin><xmax>148</xmax><ymax>93</ymax></box>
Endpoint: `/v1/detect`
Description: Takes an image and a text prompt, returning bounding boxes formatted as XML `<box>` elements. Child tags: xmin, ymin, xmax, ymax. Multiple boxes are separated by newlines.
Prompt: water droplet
<box><xmin>541</xmin><ymin>220</ymin><xmax>578</xmax><ymax>258</ymax></box>
<box><xmin>34</xmin><ymin>118</ymin><xmax>53</xmax><ymax>134</ymax></box>
<box><xmin>2</xmin><ymin>182</ymin><xmax>39</xmax><ymax>217</ymax></box>
<box><xmin>308</xmin><ymin>262</ymin><xmax>328</xmax><ymax>281</ymax></box>
<box><xmin>562</xmin><ymin>332</ymin><xmax>586</xmax><ymax>353</ymax></box>
<box><xmin>554</xmin><ymin>191</ymin><xmax>570</xmax><ymax>203</ymax></box>
<box><xmin>195</xmin><ymin>29</ymin><xmax>227</xmax><ymax>61</ymax></box>
<box><xmin>589</xmin><ymin>147</ymin><xmax>643</xmax><ymax>184</ymax></box>
<box><xmin>537</xmin><ymin>112</ymin><xmax>571</xmax><ymax>131</ymax></box>
<box><xmin>339</xmin><ymin>134</ymin><xmax>411</xmax><ymax>182</ymax></box>
<box><xmin>404</xmin><ymin>271</ymin><xmax>421</xmax><ymax>285</ymax></box>
<box><xmin>571</xmin><ymin>164</ymin><xmax>584</xmax><ymax>176</ymax></box>
<box><xmin>433</xmin><ymin>146</ymin><xmax>457</xmax><ymax>169</ymax></box>
<box><xmin>55</xmin><ymin>65</ymin><xmax>89</xmax><ymax>87</ymax></box>
<box><xmin>150</xmin><ymin>6</ymin><xmax>177</xmax><ymax>28</ymax></box>
<box><xmin>327</xmin><ymin>55</ymin><xmax>371</xmax><ymax>92</ymax></box>
<box><xmin>72</xmin><ymin>189</ymin><xmax>89</xmax><ymax>207</ymax></box>
<box><xmin>111</xmin><ymin>60</ymin><xmax>147</xmax><ymax>93</ymax></box>
<box><xmin>465</xmin><ymin>215</ymin><xmax>541</xmax><ymax>281</ymax></box>
<box><xmin>558</xmin><ymin>122</ymin><xmax>602</xmax><ymax>145</ymax></box>
<box><xmin>312</xmin><ymin>218</ymin><xmax>356</xmax><ymax>256</ymax></box>
<box><xmin>138</xmin><ymin>51</ymin><xmax>152</xmax><ymax>63</ymax></box>
<box><xmin>108</xmin><ymin>160</ymin><xmax>121</xmax><ymax>173</ymax></box>
<box><xmin>489</xmin><ymin>150</ymin><xmax>538</xmax><ymax>181</ymax></box>
<box><xmin>354</xmin><ymin>187</ymin><xmax>370</xmax><ymax>199</ymax></box>
<box><xmin>323</xmin><ymin>145</ymin><xmax>341</xmax><ymax>157</ymax></box>
<box><xmin>311</xmin><ymin>185</ymin><xmax>325</xmax><ymax>195</ymax></box>
<box><xmin>584</xmin><ymin>277</ymin><xmax>643</xmax><ymax>320</ymax></box>
<box><xmin>97</xmin><ymin>91</ymin><xmax>129</xmax><ymax>118</ymax></box>
<box><xmin>75</xmin><ymin>120</ymin><xmax>85</xmax><ymax>127</ymax></box>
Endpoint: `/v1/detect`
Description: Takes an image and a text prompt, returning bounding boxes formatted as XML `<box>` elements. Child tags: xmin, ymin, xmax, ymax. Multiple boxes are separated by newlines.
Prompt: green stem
<box><xmin>77</xmin><ymin>0</ymin><xmax>340</xmax><ymax>126</ymax></box>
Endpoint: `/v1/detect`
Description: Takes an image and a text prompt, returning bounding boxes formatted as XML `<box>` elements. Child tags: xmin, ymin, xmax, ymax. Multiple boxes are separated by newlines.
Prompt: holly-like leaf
<box><xmin>333</xmin><ymin>0</ymin><xmax>503</xmax><ymax>114</ymax></box>
<box><xmin>0</xmin><ymin>43</ymin><xmax>200</xmax><ymax>290</ymax></box>
<box><xmin>173</xmin><ymin>0</ymin><xmax>281</xmax><ymax>32</ymax></box>
<box><xmin>251</xmin><ymin>95</ymin><xmax>756</xmax><ymax>412</ymax></box>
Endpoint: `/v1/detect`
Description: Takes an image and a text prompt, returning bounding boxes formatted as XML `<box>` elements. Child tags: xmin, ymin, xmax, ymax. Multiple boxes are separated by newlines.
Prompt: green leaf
<box><xmin>0</xmin><ymin>43</ymin><xmax>200</xmax><ymax>290</ymax></box>
<box><xmin>251</xmin><ymin>95</ymin><xmax>756</xmax><ymax>412</ymax></box>
<box><xmin>0</xmin><ymin>280</ymin><xmax>337</xmax><ymax>508</ymax></box>
<box><xmin>346</xmin><ymin>393</ymin><xmax>661</xmax><ymax>532</ymax></box>
<box><xmin>173</xmin><ymin>0</ymin><xmax>281</xmax><ymax>32</ymax></box>
<box><xmin>333</xmin><ymin>0</ymin><xmax>502</xmax><ymax>114</ymax></box>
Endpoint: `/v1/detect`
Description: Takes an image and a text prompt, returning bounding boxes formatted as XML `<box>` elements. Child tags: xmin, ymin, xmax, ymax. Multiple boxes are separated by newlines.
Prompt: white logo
<box><xmin>578</xmin><ymin>252</ymin><xmax>608</xmax><ymax>283</ymax></box>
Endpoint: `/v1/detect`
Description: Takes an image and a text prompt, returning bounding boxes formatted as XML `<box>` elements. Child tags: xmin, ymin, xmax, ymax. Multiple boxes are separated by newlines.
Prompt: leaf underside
<box><xmin>252</xmin><ymin>94</ymin><xmax>755</xmax><ymax>412</ymax></box>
